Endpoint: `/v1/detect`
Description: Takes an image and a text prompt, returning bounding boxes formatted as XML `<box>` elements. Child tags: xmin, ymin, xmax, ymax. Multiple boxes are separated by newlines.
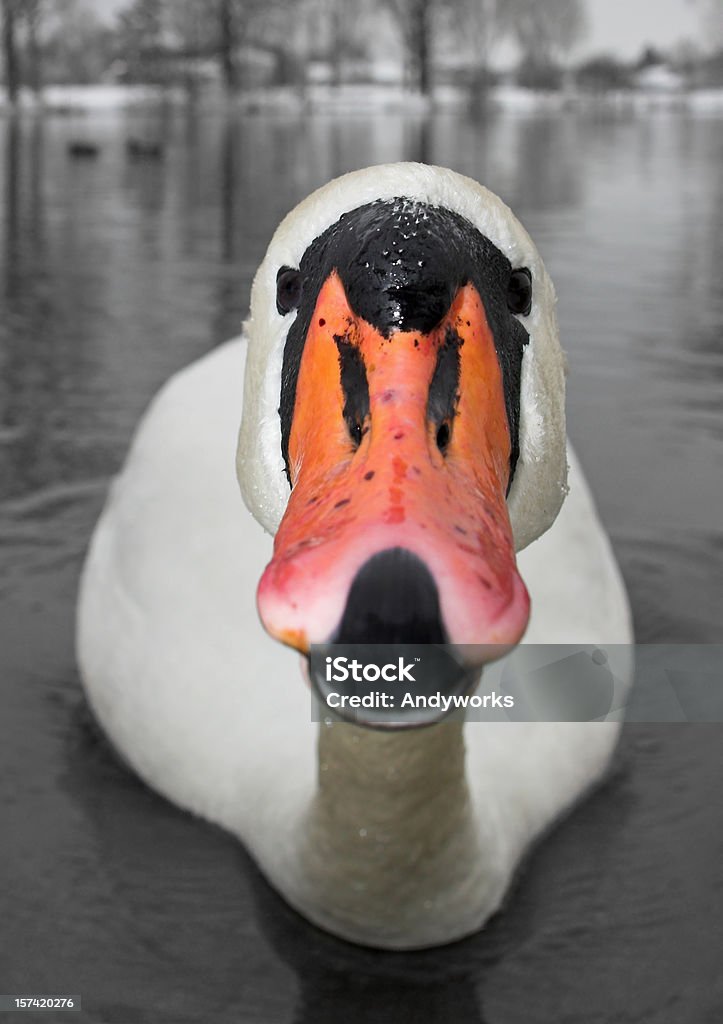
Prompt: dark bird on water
<box><xmin>68</xmin><ymin>141</ymin><xmax>100</xmax><ymax>159</ymax></box>
<box><xmin>126</xmin><ymin>138</ymin><xmax>164</xmax><ymax>160</ymax></box>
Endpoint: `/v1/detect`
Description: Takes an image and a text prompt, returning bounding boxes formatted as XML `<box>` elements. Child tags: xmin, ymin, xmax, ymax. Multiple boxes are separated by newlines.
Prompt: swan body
<box><xmin>77</xmin><ymin>164</ymin><xmax>632</xmax><ymax>949</ymax></box>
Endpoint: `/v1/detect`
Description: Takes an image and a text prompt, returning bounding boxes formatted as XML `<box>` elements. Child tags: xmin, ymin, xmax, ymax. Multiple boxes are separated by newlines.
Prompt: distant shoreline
<box><xmin>2</xmin><ymin>82</ymin><xmax>723</xmax><ymax>116</ymax></box>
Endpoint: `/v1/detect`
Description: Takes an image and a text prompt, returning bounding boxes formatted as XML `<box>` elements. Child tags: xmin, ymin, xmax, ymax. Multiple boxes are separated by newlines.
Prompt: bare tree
<box><xmin>219</xmin><ymin>0</ymin><xmax>238</xmax><ymax>92</ymax></box>
<box><xmin>227</xmin><ymin>0</ymin><xmax>303</xmax><ymax>86</ymax></box>
<box><xmin>452</xmin><ymin>0</ymin><xmax>506</xmax><ymax>89</ymax></box>
<box><xmin>115</xmin><ymin>0</ymin><xmax>299</xmax><ymax>92</ymax></box>
<box><xmin>2</xmin><ymin>0</ymin><xmax>20</xmax><ymax>105</ymax></box>
<box><xmin>329</xmin><ymin>0</ymin><xmax>344</xmax><ymax>88</ymax></box>
<box><xmin>413</xmin><ymin>0</ymin><xmax>433</xmax><ymax>94</ymax></box>
<box><xmin>471</xmin><ymin>0</ymin><xmax>505</xmax><ymax>65</ymax></box>
<box><xmin>317</xmin><ymin>0</ymin><xmax>369</xmax><ymax>88</ymax></box>
<box><xmin>116</xmin><ymin>0</ymin><xmax>167</xmax><ymax>80</ymax></box>
<box><xmin>40</xmin><ymin>0</ymin><xmax>115</xmax><ymax>85</ymax></box>
<box><xmin>23</xmin><ymin>0</ymin><xmax>44</xmax><ymax>93</ymax></box>
<box><xmin>386</xmin><ymin>0</ymin><xmax>434</xmax><ymax>94</ymax></box>
<box><xmin>499</xmin><ymin>0</ymin><xmax>587</xmax><ymax>68</ymax></box>
<box><xmin>178</xmin><ymin>0</ymin><xmax>298</xmax><ymax>90</ymax></box>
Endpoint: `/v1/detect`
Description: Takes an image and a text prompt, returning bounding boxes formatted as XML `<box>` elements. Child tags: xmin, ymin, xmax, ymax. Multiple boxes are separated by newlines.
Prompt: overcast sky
<box><xmin>94</xmin><ymin>0</ymin><xmax>707</xmax><ymax>59</ymax></box>
<box><xmin>582</xmin><ymin>0</ymin><xmax>702</xmax><ymax>58</ymax></box>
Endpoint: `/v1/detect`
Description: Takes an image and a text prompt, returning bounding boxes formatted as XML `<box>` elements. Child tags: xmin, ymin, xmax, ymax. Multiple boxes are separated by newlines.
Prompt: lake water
<box><xmin>0</xmin><ymin>107</ymin><xmax>721</xmax><ymax>1022</ymax></box>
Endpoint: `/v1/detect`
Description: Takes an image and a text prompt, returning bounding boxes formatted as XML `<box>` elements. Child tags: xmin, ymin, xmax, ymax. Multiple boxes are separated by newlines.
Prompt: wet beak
<box><xmin>257</xmin><ymin>271</ymin><xmax>530</xmax><ymax>669</ymax></box>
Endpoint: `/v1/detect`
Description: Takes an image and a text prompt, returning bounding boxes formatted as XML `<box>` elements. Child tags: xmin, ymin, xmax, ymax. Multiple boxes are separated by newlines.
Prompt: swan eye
<box><xmin>507</xmin><ymin>268</ymin><xmax>532</xmax><ymax>317</ymax></box>
<box><xmin>276</xmin><ymin>267</ymin><xmax>302</xmax><ymax>315</ymax></box>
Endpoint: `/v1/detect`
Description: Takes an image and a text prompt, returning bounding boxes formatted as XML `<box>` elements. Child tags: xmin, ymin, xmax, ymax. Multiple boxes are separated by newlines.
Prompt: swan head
<box><xmin>237</xmin><ymin>164</ymin><xmax>567</xmax><ymax>708</ymax></box>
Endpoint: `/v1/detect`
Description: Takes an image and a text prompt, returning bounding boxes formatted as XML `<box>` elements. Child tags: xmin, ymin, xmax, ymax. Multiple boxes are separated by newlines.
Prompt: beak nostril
<box><xmin>348</xmin><ymin>420</ymin><xmax>363</xmax><ymax>447</ymax></box>
<box><xmin>427</xmin><ymin>325</ymin><xmax>461</xmax><ymax>458</ymax></box>
<box><xmin>436</xmin><ymin>421</ymin><xmax>451</xmax><ymax>453</ymax></box>
<box><xmin>336</xmin><ymin>336</ymin><xmax>370</xmax><ymax>453</ymax></box>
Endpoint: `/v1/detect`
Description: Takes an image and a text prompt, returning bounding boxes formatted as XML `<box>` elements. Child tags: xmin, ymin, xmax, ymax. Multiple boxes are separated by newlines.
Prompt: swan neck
<box><xmin>291</xmin><ymin>719</ymin><xmax>492</xmax><ymax>947</ymax></box>
<box><xmin>316</xmin><ymin>719</ymin><xmax>467</xmax><ymax>817</ymax></box>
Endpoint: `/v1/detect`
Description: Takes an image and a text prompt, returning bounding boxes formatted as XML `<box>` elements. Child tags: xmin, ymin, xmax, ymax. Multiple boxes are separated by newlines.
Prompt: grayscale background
<box><xmin>1</xmin><ymin>0</ymin><xmax>722</xmax><ymax>1021</ymax></box>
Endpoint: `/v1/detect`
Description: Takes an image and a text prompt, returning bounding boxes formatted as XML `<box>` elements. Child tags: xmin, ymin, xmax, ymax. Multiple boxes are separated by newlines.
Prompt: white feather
<box><xmin>77</xmin><ymin>167</ymin><xmax>632</xmax><ymax>949</ymax></box>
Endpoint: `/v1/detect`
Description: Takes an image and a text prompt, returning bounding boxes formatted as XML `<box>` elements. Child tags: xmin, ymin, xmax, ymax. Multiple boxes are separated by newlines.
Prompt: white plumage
<box><xmin>77</xmin><ymin>164</ymin><xmax>632</xmax><ymax>949</ymax></box>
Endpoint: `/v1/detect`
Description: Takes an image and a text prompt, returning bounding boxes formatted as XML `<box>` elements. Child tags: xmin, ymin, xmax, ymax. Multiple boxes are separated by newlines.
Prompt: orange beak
<box><xmin>257</xmin><ymin>271</ymin><xmax>530</xmax><ymax>666</ymax></box>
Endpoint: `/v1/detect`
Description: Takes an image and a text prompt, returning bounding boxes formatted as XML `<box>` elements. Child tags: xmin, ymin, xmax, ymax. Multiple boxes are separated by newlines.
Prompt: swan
<box><xmin>76</xmin><ymin>162</ymin><xmax>632</xmax><ymax>950</ymax></box>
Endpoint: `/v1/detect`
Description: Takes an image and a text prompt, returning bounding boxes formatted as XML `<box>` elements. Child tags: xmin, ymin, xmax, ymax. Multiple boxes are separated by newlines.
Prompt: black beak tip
<box><xmin>308</xmin><ymin>548</ymin><xmax>476</xmax><ymax>729</ymax></box>
<box><xmin>333</xmin><ymin>547</ymin><xmax>447</xmax><ymax>647</ymax></box>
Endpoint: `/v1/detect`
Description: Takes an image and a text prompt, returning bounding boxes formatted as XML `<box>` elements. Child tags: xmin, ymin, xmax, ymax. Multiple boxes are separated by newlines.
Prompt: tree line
<box><xmin>1</xmin><ymin>0</ymin><xmax>591</xmax><ymax>98</ymax></box>
<box><xmin>2</xmin><ymin>0</ymin><xmax>720</xmax><ymax>101</ymax></box>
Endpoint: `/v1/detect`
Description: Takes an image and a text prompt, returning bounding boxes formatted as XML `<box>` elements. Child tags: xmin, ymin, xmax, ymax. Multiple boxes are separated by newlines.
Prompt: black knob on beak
<box><xmin>334</xmin><ymin>547</ymin><xmax>447</xmax><ymax>645</ymax></box>
<box><xmin>312</xmin><ymin>548</ymin><xmax>474</xmax><ymax>729</ymax></box>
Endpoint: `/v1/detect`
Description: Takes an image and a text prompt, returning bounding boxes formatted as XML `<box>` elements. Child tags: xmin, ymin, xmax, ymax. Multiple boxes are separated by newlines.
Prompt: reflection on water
<box><xmin>0</xmin><ymin>108</ymin><xmax>722</xmax><ymax>1022</ymax></box>
<box><xmin>0</xmin><ymin>109</ymin><xmax>721</xmax><ymax>639</ymax></box>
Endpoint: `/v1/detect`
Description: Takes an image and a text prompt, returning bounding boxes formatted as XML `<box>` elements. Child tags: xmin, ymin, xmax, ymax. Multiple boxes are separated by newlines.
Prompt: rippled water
<box><xmin>0</xmin><ymin>108</ymin><xmax>721</xmax><ymax>1022</ymax></box>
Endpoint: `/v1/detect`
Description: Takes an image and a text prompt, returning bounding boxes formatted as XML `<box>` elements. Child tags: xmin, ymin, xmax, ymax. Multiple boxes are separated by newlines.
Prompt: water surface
<box><xmin>0</xmin><ymin>108</ymin><xmax>721</xmax><ymax>1022</ymax></box>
